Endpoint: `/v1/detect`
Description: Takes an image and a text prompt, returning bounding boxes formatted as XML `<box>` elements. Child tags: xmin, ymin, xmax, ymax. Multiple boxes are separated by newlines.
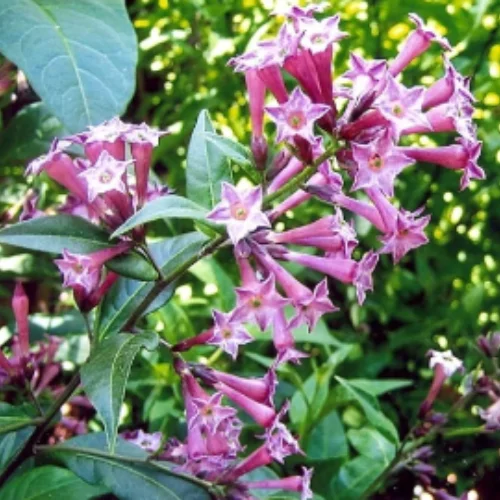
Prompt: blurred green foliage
<box><xmin>1</xmin><ymin>0</ymin><xmax>500</xmax><ymax>497</ymax></box>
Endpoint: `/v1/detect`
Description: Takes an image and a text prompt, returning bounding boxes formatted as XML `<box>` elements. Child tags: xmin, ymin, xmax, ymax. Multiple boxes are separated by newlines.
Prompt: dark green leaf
<box><xmin>46</xmin><ymin>433</ymin><xmax>211</xmax><ymax>499</ymax></box>
<box><xmin>347</xmin><ymin>427</ymin><xmax>396</xmax><ymax>465</ymax></box>
<box><xmin>329</xmin><ymin>456</ymin><xmax>385</xmax><ymax>500</ymax></box>
<box><xmin>0</xmin><ymin>103</ymin><xmax>65</xmax><ymax>165</ymax></box>
<box><xmin>96</xmin><ymin>232</ymin><xmax>209</xmax><ymax>338</ymax></box>
<box><xmin>186</xmin><ymin>110</ymin><xmax>232</xmax><ymax>209</ymax></box>
<box><xmin>204</xmin><ymin>132</ymin><xmax>252</xmax><ymax>165</ymax></box>
<box><xmin>0</xmin><ymin>427</ymin><xmax>33</xmax><ymax>474</ymax></box>
<box><xmin>335</xmin><ymin>377</ymin><xmax>399</xmax><ymax>444</ymax></box>
<box><xmin>348</xmin><ymin>379</ymin><xmax>412</xmax><ymax>397</ymax></box>
<box><xmin>81</xmin><ymin>331</ymin><xmax>159</xmax><ymax>452</ymax></box>
<box><xmin>111</xmin><ymin>195</ymin><xmax>208</xmax><ymax>238</ymax></box>
<box><xmin>0</xmin><ymin>403</ymin><xmax>35</xmax><ymax>435</ymax></box>
<box><xmin>0</xmin><ymin>465</ymin><xmax>108</xmax><ymax>500</ymax></box>
<box><xmin>0</xmin><ymin>0</ymin><xmax>137</xmax><ymax>133</ymax></box>
<box><xmin>307</xmin><ymin>410</ymin><xmax>348</xmax><ymax>461</ymax></box>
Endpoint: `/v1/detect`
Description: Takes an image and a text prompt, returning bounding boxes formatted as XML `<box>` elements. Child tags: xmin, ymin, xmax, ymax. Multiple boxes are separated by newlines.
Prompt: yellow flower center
<box><xmin>368</xmin><ymin>154</ymin><xmax>384</xmax><ymax>171</ymax></box>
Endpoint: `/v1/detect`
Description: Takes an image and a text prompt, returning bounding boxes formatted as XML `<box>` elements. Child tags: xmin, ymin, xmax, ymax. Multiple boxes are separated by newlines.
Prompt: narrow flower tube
<box><xmin>131</xmin><ymin>142</ymin><xmax>153</xmax><ymax>208</ymax></box>
<box><xmin>172</xmin><ymin>328</ymin><xmax>215</xmax><ymax>352</ymax></box>
<box><xmin>267</xmin><ymin>157</ymin><xmax>305</xmax><ymax>194</ymax></box>
<box><xmin>244</xmin><ymin>467</ymin><xmax>313</xmax><ymax>500</ymax></box>
<box><xmin>228</xmin><ymin>444</ymin><xmax>274</xmax><ymax>479</ymax></box>
<box><xmin>12</xmin><ymin>282</ymin><xmax>30</xmax><ymax>355</ymax></box>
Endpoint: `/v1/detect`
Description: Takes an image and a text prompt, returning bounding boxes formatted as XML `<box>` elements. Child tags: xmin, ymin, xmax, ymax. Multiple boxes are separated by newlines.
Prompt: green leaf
<box><xmin>0</xmin><ymin>465</ymin><xmax>108</xmax><ymax>500</ymax></box>
<box><xmin>0</xmin><ymin>428</ymin><xmax>33</xmax><ymax>474</ymax></box>
<box><xmin>347</xmin><ymin>427</ymin><xmax>396</xmax><ymax>465</ymax></box>
<box><xmin>306</xmin><ymin>410</ymin><xmax>348</xmax><ymax>461</ymax></box>
<box><xmin>186</xmin><ymin>110</ymin><xmax>232</xmax><ymax>209</ymax></box>
<box><xmin>96</xmin><ymin>232</ymin><xmax>209</xmax><ymax>338</ymax></box>
<box><xmin>0</xmin><ymin>215</ymin><xmax>157</xmax><ymax>281</ymax></box>
<box><xmin>0</xmin><ymin>403</ymin><xmax>34</xmax><ymax>435</ymax></box>
<box><xmin>111</xmin><ymin>195</ymin><xmax>208</xmax><ymax>238</ymax></box>
<box><xmin>204</xmin><ymin>132</ymin><xmax>252</xmax><ymax>165</ymax></box>
<box><xmin>329</xmin><ymin>456</ymin><xmax>385</xmax><ymax>500</ymax></box>
<box><xmin>81</xmin><ymin>331</ymin><xmax>159</xmax><ymax>452</ymax></box>
<box><xmin>0</xmin><ymin>103</ymin><xmax>65</xmax><ymax>165</ymax></box>
<box><xmin>335</xmin><ymin>377</ymin><xmax>399</xmax><ymax>444</ymax></box>
<box><xmin>347</xmin><ymin>378</ymin><xmax>412</xmax><ymax>397</ymax></box>
<box><xmin>0</xmin><ymin>0</ymin><xmax>137</xmax><ymax>133</ymax></box>
<box><xmin>45</xmin><ymin>433</ymin><xmax>211</xmax><ymax>499</ymax></box>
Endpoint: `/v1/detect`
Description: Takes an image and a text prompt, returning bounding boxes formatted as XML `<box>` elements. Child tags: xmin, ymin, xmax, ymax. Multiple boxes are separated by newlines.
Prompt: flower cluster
<box><xmin>26</xmin><ymin>118</ymin><xmax>169</xmax><ymax>311</ymax></box>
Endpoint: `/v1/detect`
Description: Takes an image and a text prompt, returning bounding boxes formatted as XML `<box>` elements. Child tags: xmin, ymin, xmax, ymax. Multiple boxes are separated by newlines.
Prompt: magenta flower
<box><xmin>54</xmin><ymin>251</ymin><xmax>101</xmax><ymax>295</ymax></box>
<box><xmin>299</xmin><ymin>15</ymin><xmax>348</xmax><ymax>54</ymax></box>
<box><xmin>273</xmin><ymin>2</ymin><xmax>329</xmax><ymax>22</ymax></box>
<box><xmin>272</xmin><ymin>309</ymin><xmax>308</xmax><ymax>365</ymax></box>
<box><xmin>235</xmin><ymin>275</ymin><xmax>289</xmax><ymax>331</ymax></box>
<box><xmin>265</xmin><ymin>87</ymin><xmax>330</xmax><ymax>144</ymax></box>
<box><xmin>208</xmin><ymin>309</ymin><xmax>254</xmax><ymax>360</ymax></box>
<box><xmin>206</xmin><ymin>183</ymin><xmax>270</xmax><ymax>245</ymax></box>
<box><xmin>389</xmin><ymin>13</ymin><xmax>451</xmax><ymax>76</ymax></box>
<box><xmin>189</xmin><ymin>392</ymin><xmax>237</xmax><ymax>434</ymax></box>
<box><xmin>351</xmin><ymin>129</ymin><xmax>415</xmax><ymax>196</ymax></box>
<box><xmin>479</xmin><ymin>399</ymin><xmax>500</xmax><ymax>431</ymax></box>
<box><xmin>122</xmin><ymin>429</ymin><xmax>163</xmax><ymax>453</ymax></box>
<box><xmin>379</xmin><ymin>208</ymin><xmax>430</xmax><ymax>263</ymax></box>
<box><xmin>19</xmin><ymin>192</ymin><xmax>44</xmax><ymax>221</ymax></box>
<box><xmin>342</xmin><ymin>54</ymin><xmax>387</xmax><ymax>99</ymax></box>
<box><xmin>353</xmin><ymin>251</ymin><xmax>379</xmax><ymax>304</ymax></box>
<box><xmin>374</xmin><ymin>76</ymin><xmax>429</xmax><ymax>139</ymax></box>
<box><xmin>79</xmin><ymin>151</ymin><xmax>131</xmax><ymax>202</ymax></box>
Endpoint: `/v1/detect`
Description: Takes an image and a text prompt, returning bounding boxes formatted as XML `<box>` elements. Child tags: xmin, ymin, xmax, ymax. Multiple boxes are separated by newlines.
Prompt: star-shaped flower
<box><xmin>189</xmin><ymin>392</ymin><xmax>237</xmax><ymax>434</ymax></box>
<box><xmin>457</xmin><ymin>138</ymin><xmax>484</xmax><ymax>190</ymax></box>
<box><xmin>206</xmin><ymin>183</ymin><xmax>270</xmax><ymax>245</ymax></box>
<box><xmin>328</xmin><ymin>208</ymin><xmax>359</xmax><ymax>258</ymax></box>
<box><xmin>379</xmin><ymin>208</ymin><xmax>430</xmax><ymax>263</ymax></box>
<box><xmin>235</xmin><ymin>275</ymin><xmax>289</xmax><ymax>331</ymax></box>
<box><xmin>289</xmin><ymin>279</ymin><xmax>338</xmax><ymax>332</ymax></box>
<box><xmin>122</xmin><ymin>429</ymin><xmax>163</xmax><ymax>453</ymax></box>
<box><xmin>351</xmin><ymin>129</ymin><xmax>415</xmax><ymax>197</ymax></box>
<box><xmin>479</xmin><ymin>400</ymin><xmax>500</xmax><ymax>431</ymax></box>
<box><xmin>353</xmin><ymin>251</ymin><xmax>379</xmax><ymax>305</ymax></box>
<box><xmin>342</xmin><ymin>53</ymin><xmax>387</xmax><ymax>99</ymax></box>
<box><xmin>428</xmin><ymin>350</ymin><xmax>464</xmax><ymax>377</ymax></box>
<box><xmin>408</xmin><ymin>13</ymin><xmax>451</xmax><ymax>51</ymax></box>
<box><xmin>79</xmin><ymin>151</ymin><xmax>131</xmax><ymax>202</ymax></box>
<box><xmin>54</xmin><ymin>250</ymin><xmax>101</xmax><ymax>295</ymax></box>
<box><xmin>208</xmin><ymin>309</ymin><xmax>254</xmax><ymax>359</ymax></box>
<box><xmin>299</xmin><ymin>15</ymin><xmax>348</xmax><ymax>54</ymax></box>
<box><xmin>265</xmin><ymin>87</ymin><xmax>330</xmax><ymax>144</ymax></box>
<box><xmin>374</xmin><ymin>76</ymin><xmax>430</xmax><ymax>139</ymax></box>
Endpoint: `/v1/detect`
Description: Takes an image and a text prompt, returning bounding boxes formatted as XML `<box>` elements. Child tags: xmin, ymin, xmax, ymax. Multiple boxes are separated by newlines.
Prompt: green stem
<box><xmin>0</xmin><ymin>373</ymin><xmax>81</xmax><ymax>488</ymax></box>
<box><xmin>34</xmin><ymin>444</ymin><xmax>213</xmax><ymax>491</ymax></box>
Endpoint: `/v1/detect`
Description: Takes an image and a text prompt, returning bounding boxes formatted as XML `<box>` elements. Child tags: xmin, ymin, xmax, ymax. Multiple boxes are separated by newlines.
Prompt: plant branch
<box><xmin>0</xmin><ymin>373</ymin><xmax>81</xmax><ymax>488</ymax></box>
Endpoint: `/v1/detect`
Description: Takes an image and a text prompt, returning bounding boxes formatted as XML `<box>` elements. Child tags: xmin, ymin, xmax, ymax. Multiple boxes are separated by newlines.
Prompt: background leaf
<box><xmin>347</xmin><ymin>427</ymin><xmax>396</xmax><ymax>465</ymax></box>
<box><xmin>0</xmin><ymin>0</ymin><xmax>137</xmax><ymax>132</ymax></box>
<box><xmin>186</xmin><ymin>110</ymin><xmax>232</xmax><ymax>209</ymax></box>
<box><xmin>80</xmin><ymin>331</ymin><xmax>159</xmax><ymax>452</ymax></box>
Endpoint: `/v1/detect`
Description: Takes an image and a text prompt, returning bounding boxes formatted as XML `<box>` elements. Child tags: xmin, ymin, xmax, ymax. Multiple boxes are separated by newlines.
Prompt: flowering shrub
<box><xmin>0</xmin><ymin>2</ymin><xmax>498</xmax><ymax>499</ymax></box>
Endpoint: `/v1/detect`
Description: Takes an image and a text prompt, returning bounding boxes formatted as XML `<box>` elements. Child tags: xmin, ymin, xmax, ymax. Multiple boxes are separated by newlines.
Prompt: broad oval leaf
<box><xmin>45</xmin><ymin>433</ymin><xmax>211</xmax><ymax>500</ymax></box>
<box><xmin>306</xmin><ymin>410</ymin><xmax>348</xmax><ymax>462</ymax></box>
<box><xmin>96</xmin><ymin>232</ymin><xmax>209</xmax><ymax>338</ymax></box>
<box><xmin>0</xmin><ymin>428</ymin><xmax>34</xmax><ymax>474</ymax></box>
<box><xmin>0</xmin><ymin>403</ymin><xmax>35</xmax><ymax>435</ymax></box>
<box><xmin>111</xmin><ymin>195</ymin><xmax>208</xmax><ymax>238</ymax></box>
<box><xmin>0</xmin><ymin>0</ymin><xmax>137</xmax><ymax>133</ymax></box>
<box><xmin>0</xmin><ymin>215</ymin><xmax>157</xmax><ymax>281</ymax></box>
<box><xmin>81</xmin><ymin>331</ymin><xmax>159</xmax><ymax>453</ymax></box>
<box><xmin>0</xmin><ymin>465</ymin><xmax>108</xmax><ymax>500</ymax></box>
<box><xmin>204</xmin><ymin>132</ymin><xmax>252</xmax><ymax>166</ymax></box>
<box><xmin>347</xmin><ymin>427</ymin><xmax>396</xmax><ymax>466</ymax></box>
<box><xmin>186</xmin><ymin>110</ymin><xmax>232</xmax><ymax>209</ymax></box>
<box><xmin>0</xmin><ymin>103</ymin><xmax>65</xmax><ymax>165</ymax></box>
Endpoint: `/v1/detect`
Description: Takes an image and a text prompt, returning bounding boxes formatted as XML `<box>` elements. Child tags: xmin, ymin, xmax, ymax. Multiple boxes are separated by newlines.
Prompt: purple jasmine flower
<box><xmin>379</xmin><ymin>208</ymin><xmax>430</xmax><ymax>263</ymax></box>
<box><xmin>122</xmin><ymin>429</ymin><xmax>163</xmax><ymax>453</ymax></box>
<box><xmin>479</xmin><ymin>399</ymin><xmax>500</xmax><ymax>431</ymax></box>
<box><xmin>353</xmin><ymin>251</ymin><xmax>379</xmax><ymax>304</ymax></box>
<box><xmin>342</xmin><ymin>53</ymin><xmax>387</xmax><ymax>99</ymax></box>
<box><xmin>206</xmin><ymin>183</ymin><xmax>270</xmax><ymax>245</ymax></box>
<box><xmin>265</xmin><ymin>87</ymin><xmax>330</xmax><ymax>144</ymax></box>
<box><xmin>299</xmin><ymin>15</ymin><xmax>348</xmax><ymax>54</ymax></box>
<box><xmin>389</xmin><ymin>13</ymin><xmax>451</xmax><ymax>76</ymax></box>
<box><xmin>189</xmin><ymin>392</ymin><xmax>237</xmax><ymax>434</ymax></box>
<box><xmin>208</xmin><ymin>309</ymin><xmax>254</xmax><ymax>360</ymax></box>
<box><xmin>79</xmin><ymin>151</ymin><xmax>131</xmax><ymax>202</ymax></box>
<box><xmin>235</xmin><ymin>275</ymin><xmax>289</xmax><ymax>331</ymax></box>
<box><xmin>244</xmin><ymin>467</ymin><xmax>313</xmax><ymax>500</ymax></box>
<box><xmin>54</xmin><ymin>251</ymin><xmax>101</xmax><ymax>295</ymax></box>
<box><xmin>19</xmin><ymin>192</ymin><xmax>44</xmax><ymax>221</ymax></box>
<box><xmin>351</xmin><ymin>128</ymin><xmax>415</xmax><ymax>196</ymax></box>
<box><xmin>374</xmin><ymin>75</ymin><xmax>430</xmax><ymax>139</ymax></box>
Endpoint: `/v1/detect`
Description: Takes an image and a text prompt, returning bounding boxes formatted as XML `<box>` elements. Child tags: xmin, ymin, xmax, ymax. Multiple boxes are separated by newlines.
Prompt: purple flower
<box><xmin>235</xmin><ymin>275</ymin><xmax>289</xmax><ymax>331</ymax></box>
<box><xmin>374</xmin><ymin>75</ymin><xmax>429</xmax><ymax>139</ymax></box>
<box><xmin>54</xmin><ymin>251</ymin><xmax>101</xmax><ymax>295</ymax></box>
<box><xmin>122</xmin><ymin>429</ymin><xmax>163</xmax><ymax>453</ymax></box>
<box><xmin>342</xmin><ymin>53</ymin><xmax>387</xmax><ymax>99</ymax></box>
<box><xmin>428</xmin><ymin>350</ymin><xmax>464</xmax><ymax>377</ymax></box>
<box><xmin>479</xmin><ymin>399</ymin><xmax>500</xmax><ymax>431</ymax></box>
<box><xmin>353</xmin><ymin>251</ymin><xmax>379</xmax><ymax>304</ymax></box>
<box><xmin>299</xmin><ymin>15</ymin><xmax>348</xmax><ymax>54</ymax></box>
<box><xmin>379</xmin><ymin>208</ymin><xmax>430</xmax><ymax>263</ymax></box>
<box><xmin>206</xmin><ymin>183</ymin><xmax>270</xmax><ymax>245</ymax></box>
<box><xmin>79</xmin><ymin>151</ymin><xmax>131</xmax><ymax>202</ymax></box>
<box><xmin>19</xmin><ymin>192</ymin><xmax>44</xmax><ymax>221</ymax></box>
<box><xmin>189</xmin><ymin>392</ymin><xmax>237</xmax><ymax>434</ymax></box>
<box><xmin>208</xmin><ymin>309</ymin><xmax>254</xmax><ymax>360</ymax></box>
<box><xmin>265</xmin><ymin>87</ymin><xmax>330</xmax><ymax>144</ymax></box>
<box><xmin>389</xmin><ymin>13</ymin><xmax>451</xmax><ymax>76</ymax></box>
<box><xmin>351</xmin><ymin>129</ymin><xmax>415</xmax><ymax>197</ymax></box>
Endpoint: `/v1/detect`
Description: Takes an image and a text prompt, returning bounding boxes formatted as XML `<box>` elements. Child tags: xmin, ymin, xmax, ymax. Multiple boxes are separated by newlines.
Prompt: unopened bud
<box><xmin>251</xmin><ymin>135</ymin><xmax>268</xmax><ymax>171</ymax></box>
